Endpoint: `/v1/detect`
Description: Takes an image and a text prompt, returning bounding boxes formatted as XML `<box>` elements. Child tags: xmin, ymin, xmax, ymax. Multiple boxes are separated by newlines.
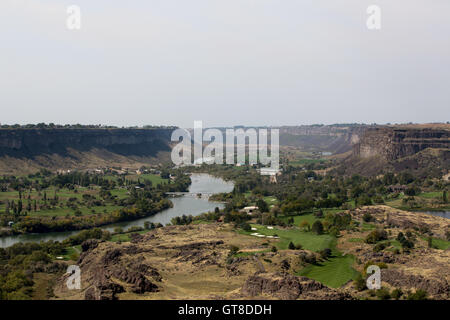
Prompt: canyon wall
<box><xmin>0</xmin><ymin>128</ymin><xmax>173</xmax><ymax>158</ymax></box>
<box><xmin>353</xmin><ymin>126</ymin><xmax>450</xmax><ymax>160</ymax></box>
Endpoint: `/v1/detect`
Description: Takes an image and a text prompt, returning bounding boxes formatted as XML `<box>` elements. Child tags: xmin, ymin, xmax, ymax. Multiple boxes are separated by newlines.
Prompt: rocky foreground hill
<box><xmin>53</xmin><ymin>207</ymin><xmax>449</xmax><ymax>300</ymax></box>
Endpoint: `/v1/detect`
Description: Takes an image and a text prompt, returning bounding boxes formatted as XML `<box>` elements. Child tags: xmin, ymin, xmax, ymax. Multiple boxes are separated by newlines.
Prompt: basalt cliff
<box><xmin>0</xmin><ymin>128</ymin><xmax>174</xmax><ymax>174</ymax></box>
<box><xmin>353</xmin><ymin>125</ymin><xmax>450</xmax><ymax>161</ymax></box>
<box><xmin>336</xmin><ymin>124</ymin><xmax>450</xmax><ymax>176</ymax></box>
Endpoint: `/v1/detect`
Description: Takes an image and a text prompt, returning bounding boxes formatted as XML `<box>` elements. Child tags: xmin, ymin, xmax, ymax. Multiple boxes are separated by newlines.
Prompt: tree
<box><xmin>320</xmin><ymin>248</ymin><xmax>332</xmax><ymax>259</ymax></box>
<box><xmin>311</xmin><ymin>220</ymin><xmax>324</xmax><ymax>235</ymax></box>
<box><xmin>353</xmin><ymin>274</ymin><xmax>366</xmax><ymax>291</ymax></box>
<box><xmin>443</xmin><ymin>190</ymin><xmax>448</xmax><ymax>204</ymax></box>
<box><xmin>365</xmin><ymin>229</ymin><xmax>388</xmax><ymax>244</ymax></box>
<box><xmin>288</xmin><ymin>241</ymin><xmax>296</xmax><ymax>250</ymax></box>
<box><xmin>427</xmin><ymin>237</ymin><xmax>433</xmax><ymax>248</ymax></box>
<box><xmin>256</xmin><ymin>199</ymin><xmax>269</xmax><ymax>213</ymax></box>
<box><xmin>314</xmin><ymin>209</ymin><xmax>323</xmax><ymax>218</ymax></box>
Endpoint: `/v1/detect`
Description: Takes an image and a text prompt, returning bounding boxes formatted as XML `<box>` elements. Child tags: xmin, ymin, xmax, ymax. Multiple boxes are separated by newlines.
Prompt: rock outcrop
<box><xmin>0</xmin><ymin>128</ymin><xmax>173</xmax><ymax>158</ymax></box>
<box><xmin>353</xmin><ymin>125</ymin><xmax>450</xmax><ymax>161</ymax></box>
<box><xmin>242</xmin><ymin>272</ymin><xmax>353</xmax><ymax>300</ymax></box>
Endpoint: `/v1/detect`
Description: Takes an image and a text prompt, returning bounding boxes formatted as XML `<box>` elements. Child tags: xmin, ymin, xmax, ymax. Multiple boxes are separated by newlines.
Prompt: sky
<box><xmin>1</xmin><ymin>0</ymin><xmax>449</xmax><ymax>128</ymax></box>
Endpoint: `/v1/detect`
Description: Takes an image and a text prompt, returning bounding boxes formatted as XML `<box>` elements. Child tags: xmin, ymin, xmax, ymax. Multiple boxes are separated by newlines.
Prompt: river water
<box><xmin>0</xmin><ymin>174</ymin><xmax>234</xmax><ymax>248</ymax></box>
<box><xmin>421</xmin><ymin>211</ymin><xmax>450</xmax><ymax>219</ymax></box>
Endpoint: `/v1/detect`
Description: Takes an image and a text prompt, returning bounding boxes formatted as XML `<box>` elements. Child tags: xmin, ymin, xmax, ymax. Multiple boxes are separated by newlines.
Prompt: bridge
<box><xmin>165</xmin><ymin>192</ymin><xmax>216</xmax><ymax>199</ymax></box>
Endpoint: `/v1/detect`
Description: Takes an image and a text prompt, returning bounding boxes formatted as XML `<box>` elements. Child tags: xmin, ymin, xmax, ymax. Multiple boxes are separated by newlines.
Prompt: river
<box><xmin>421</xmin><ymin>211</ymin><xmax>450</xmax><ymax>219</ymax></box>
<box><xmin>0</xmin><ymin>173</ymin><xmax>234</xmax><ymax>248</ymax></box>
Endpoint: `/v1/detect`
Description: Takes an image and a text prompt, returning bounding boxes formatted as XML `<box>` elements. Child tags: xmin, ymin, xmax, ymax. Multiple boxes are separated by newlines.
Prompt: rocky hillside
<box><xmin>52</xmin><ymin>212</ymin><xmax>449</xmax><ymax>300</ymax></box>
<box><xmin>278</xmin><ymin>125</ymin><xmax>366</xmax><ymax>154</ymax></box>
<box><xmin>335</xmin><ymin>124</ymin><xmax>450</xmax><ymax>176</ymax></box>
<box><xmin>0</xmin><ymin>128</ymin><xmax>174</xmax><ymax>174</ymax></box>
<box><xmin>353</xmin><ymin>125</ymin><xmax>450</xmax><ymax>161</ymax></box>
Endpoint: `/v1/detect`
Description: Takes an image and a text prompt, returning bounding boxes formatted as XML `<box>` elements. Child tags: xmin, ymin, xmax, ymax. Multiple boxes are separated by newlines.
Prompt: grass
<box><xmin>347</xmin><ymin>238</ymin><xmax>364</xmax><ymax>243</ymax></box>
<box><xmin>240</xmin><ymin>224</ymin><xmax>335</xmax><ymax>252</ymax></box>
<box><xmin>385</xmin><ymin>192</ymin><xmax>450</xmax><ymax>211</ymax></box>
<box><xmin>421</xmin><ymin>236</ymin><xmax>450</xmax><ymax>250</ymax></box>
<box><xmin>125</xmin><ymin>173</ymin><xmax>169</xmax><ymax>186</ymax></box>
<box><xmin>297</xmin><ymin>252</ymin><xmax>358</xmax><ymax>288</ymax></box>
<box><xmin>279</xmin><ymin>209</ymin><xmax>344</xmax><ymax>227</ymax></box>
<box><xmin>110</xmin><ymin>230</ymin><xmax>149</xmax><ymax>243</ymax></box>
<box><xmin>0</xmin><ymin>185</ymin><xmax>124</xmax><ymax>217</ymax></box>
<box><xmin>289</xmin><ymin>159</ymin><xmax>325</xmax><ymax>167</ymax></box>
<box><xmin>238</xmin><ymin>221</ymin><xmax>359</xmax><ymax>288</ymax></box>
<box><xmin>418</xmin><ymin>191</ymin><xmax>443</xmax><ymax>199</ymax></box>
<box><xmin>234</xmin><ymin>249</ymin><xmax>270</xmax><ymax>258</ymax></box>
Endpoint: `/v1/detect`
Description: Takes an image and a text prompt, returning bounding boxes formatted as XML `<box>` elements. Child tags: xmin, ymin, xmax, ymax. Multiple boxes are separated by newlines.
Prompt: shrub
<box><xmin>314</xmin><ymin>210</ymin><xmax>324</xmax><ymax>218</ymax></box>
<box><xmin>240</xmin><ymin>222</ymin><xmax>252</xmax><ymax>232</ymax></box>
<box><xmin>391</xmin><ymin>288</ymin><xmax>403</xmax><ymax>300</ymax></box>
<box><xmin>311</xmin><ymin>220</ymin><xmax>324</xmax><ymax>235</ymax></box>
<box><xmin>365</xmin><ymin>229</ymin><xmax>388</xmax><ymax>244</ymax></box>
<box><xmin>320</xmin><ymin>248</ymin><xmax>332</xmax><ymax>259</ymax></box>
<box><xmin>353</xmin><ymin>274</ymin><xmax>366</xmax><ymax>291</ymax></box>
<box><xmin>407</xmin><ymin>289</ymin><xmax>428</xmax><ymax>300</ymax></box>
<box><xmin>362</xmin><ymin>212</ymin><xmax>373</xmax><ymax>222</ymax></box>
<box><xmin>376</xmin><ymin>287</ymin><xmax>391</xmax><ymax>300</ymax></box>
<box><xmin>373</xmin><ymin>242</ymin><xmax>389</xmax><ymax>252</ymax></box>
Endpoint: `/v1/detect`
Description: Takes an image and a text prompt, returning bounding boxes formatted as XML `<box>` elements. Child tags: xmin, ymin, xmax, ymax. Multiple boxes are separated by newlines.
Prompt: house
<box><xmin>388</xmin><ymin>185</ymin><xmax>407</xmax><ymax>193</ymax></box>
<box><xmin>240</xmin><ymin>206</ymin><xmax>259</xmax><ymax>215</ymax></box>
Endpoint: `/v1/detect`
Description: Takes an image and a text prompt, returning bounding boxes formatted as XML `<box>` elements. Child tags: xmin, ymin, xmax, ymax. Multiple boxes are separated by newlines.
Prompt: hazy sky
<box><xmin>1</xmin><ymin>0</ymin><xmax>449</xmax><ymax>128</ymax></box>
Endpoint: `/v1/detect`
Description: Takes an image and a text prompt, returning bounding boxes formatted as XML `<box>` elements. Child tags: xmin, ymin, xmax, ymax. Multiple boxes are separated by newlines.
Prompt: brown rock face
<box><xmin>241</xmin><ymin>272</ymin><xmax>353</xmax><ymax>300</ymax></box>
<box><xmin>354</xmin><ymin>126</ymin><xmax>450</xmax><ymax>160</ymax></box>
<box><xmin>381</xmin><ymin>269</ymin><xmax>450</xmax><ymax>298</ymax></box>
<box><xmin>0</xmin><ymin>128</ymin><xmax>172</xmax><ymax>158</ymax></box>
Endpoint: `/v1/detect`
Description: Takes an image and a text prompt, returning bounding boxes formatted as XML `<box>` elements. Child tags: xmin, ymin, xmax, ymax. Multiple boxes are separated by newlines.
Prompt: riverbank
<box><xmin>0</xmin><ymin>174</ymin><xmax>234</xmax><ymax>248</ymax></box>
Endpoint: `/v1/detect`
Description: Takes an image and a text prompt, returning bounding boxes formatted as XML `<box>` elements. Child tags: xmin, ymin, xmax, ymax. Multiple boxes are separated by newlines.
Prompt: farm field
<box><xmin>0</xmin><ymin>186</ymin><xmax>124</xmax><ymax>217</ymax></box>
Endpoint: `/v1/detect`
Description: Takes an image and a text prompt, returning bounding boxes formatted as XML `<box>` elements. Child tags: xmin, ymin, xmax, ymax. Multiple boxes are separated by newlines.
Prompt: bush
<box><xmin>391</xmin><ymin>288</ymin><xmax>403</xmax><ymax>300</ymax></box>
<box><xmin>288</xmin><ymin>241</ymin><xmax>296</xmax><ymax>250</ymax></box>
<box><xmin>311</xmin><ymin>220</ymin><xmax>324</xmax><ymax>235</ymax></box>
<box><xmin>365</xmin><ymin>229</ymin><xmax>388</xmax><ymax>244</ymax></box>
<box><xmin>362</xmin><ymin>212</ymin><xmax>373</xmax><ymax>222</ymax></box>
<box><xmin>376</xmin><ymin>287</ymin><xmax>391</xmax><ymax>300</ymax></box>
<box><xmin>320</xmin><ymin>248</ymin><xmax>332</xmax><ymax>259</ymax></box>
<box><xmin>240</xmin><ymin>222</ymin><xmax>252</xmax><ymax>232</ymax></box>
<box><xmin>407</xmin><ymin>289</ymin><xmax>428</xmax><ymax>300</ymax></box>
<box><xmin>353</xmin><ymin>274</ymin><xmax>366</xmax><ymax>291</ymax></box>
<box><xmin>373</xmin><ymin>242</ymin><xmax>389</xmax><ymax>252</ymax></box>
<box><xmin>271</xmin><ymin>246</ymin><xmax>278</xmax><ymax>253</ymax></box>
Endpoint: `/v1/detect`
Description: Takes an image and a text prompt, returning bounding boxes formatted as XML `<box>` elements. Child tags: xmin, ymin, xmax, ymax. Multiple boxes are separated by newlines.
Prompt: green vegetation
<box><xmin>298</xmin><ymin>252</ymin><xmax>358</xmax><ymax>288</ymax></box>
<box><xmin>0</xmin><ymin>169</ymin><xmax>190</xmax><ymax>234</ymax></box>
<box><xmin>239</xmin><ymin>224</ymin><xmax>334</xmax><ymax>252</ymax></box>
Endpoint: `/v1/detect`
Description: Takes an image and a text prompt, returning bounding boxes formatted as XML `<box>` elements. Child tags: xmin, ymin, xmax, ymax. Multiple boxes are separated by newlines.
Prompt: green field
<box><xmin>289</xmin><ymin>159</ymin><xmax>325</xmax><ymax>167</ymax></box>
<box><xmin>297</xmin><ymin>252</ymin><xmax>358</xmax><ymax>288</ymax></box>
<box><xmin>279</xmin><ymin>210</ymin><xmax>343</xmax><ymax>226</ymax></box>
<box><xmin>421</xmin><ymin>236</ymin><xmax>450</xmax><ymax>250</ymax></box>
<box><xmin>241</xmin><ymin>224</ymin><xmax>335</xmax><ymax>252</ymax></box>
<box><xmin>0</xmin><ymin>185</ymin><xmax>124</xmax><ymax>217</ymax></box>
<box><xmin>385</xmin><ymin>191</ymin><xmax>450</xmax><ymax>211</ymax></box>
<box><xmin>239</xmin><ymin>221</ymin><xmax>359</xmax><ymax>288</ymax></box>
<box><xmin>125</xmin><ymin>174</ymin><xmax>169</xmax><ymax>185</ymax></box>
